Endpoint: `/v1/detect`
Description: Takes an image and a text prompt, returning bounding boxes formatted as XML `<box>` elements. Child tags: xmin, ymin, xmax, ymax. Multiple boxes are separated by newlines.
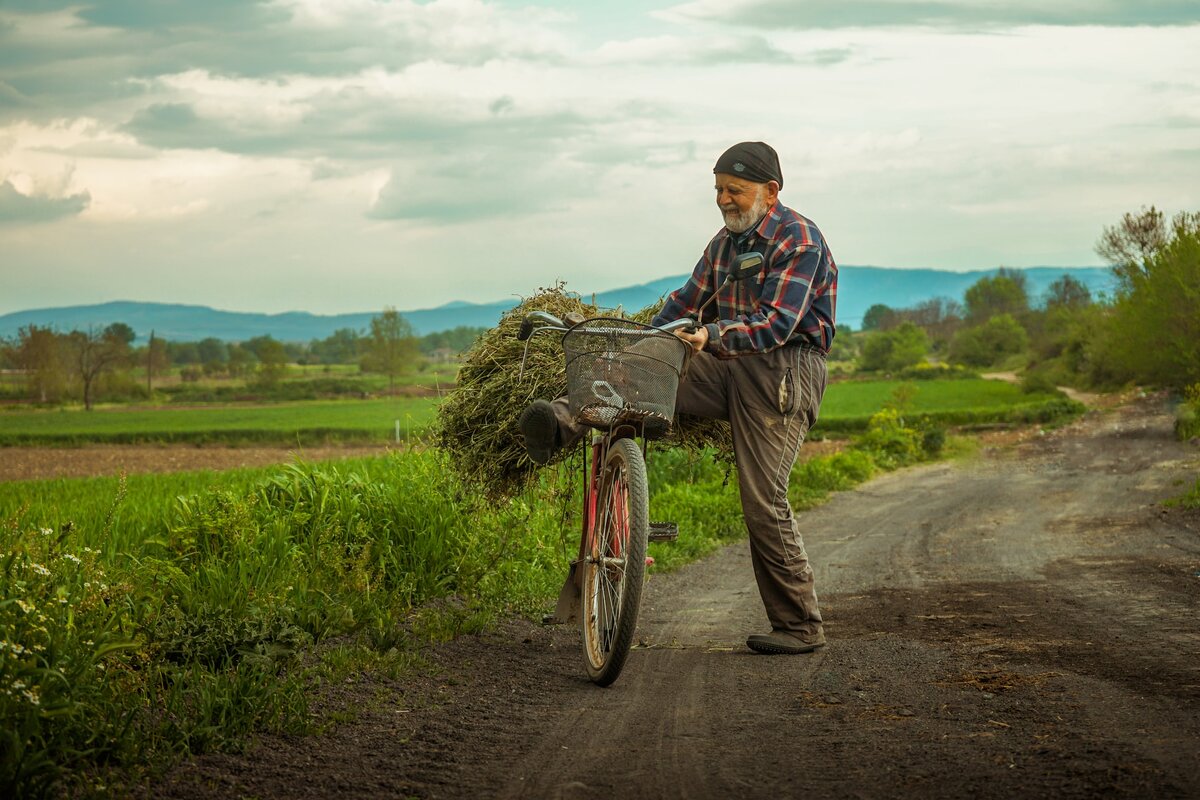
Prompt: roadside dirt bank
<box><xmin>145</xmin><ymin>394</ymin><xmax>1198</xmax><ymax>798</ymax></box>
<box><xmin>0</xmin><ymin>440</ymin><xmax>849</xmax><ymax>483</ymax></box>
<box><xmin>0</xmin><ymin>443</ymin><xmax>396</xmax><ymax>482</ymax></box>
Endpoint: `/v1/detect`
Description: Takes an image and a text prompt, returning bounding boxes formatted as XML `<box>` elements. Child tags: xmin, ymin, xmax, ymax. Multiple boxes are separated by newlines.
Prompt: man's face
<box><xmin>714</xmin><ymin>173</ymin><xmax>776</xmax><ymax>233</ymax></box>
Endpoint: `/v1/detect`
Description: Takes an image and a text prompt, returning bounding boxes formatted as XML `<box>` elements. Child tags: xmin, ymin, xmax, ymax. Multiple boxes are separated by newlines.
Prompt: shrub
<box><xmin>1020</xmin><ymin>371</ymin><xmax>1060</xmax><ymax>395</ymax></box>
<box><xmin>895</xmin><ymin>362</ymin><xmax>979</xmax><ymax>381</ymax></box>
<box><xmin>921</xmin><ymin>425</ymin><xmax>947</xmax><ymax>457</ymax></box>
<box><xmin>0</xmin><ymin>522</ymin><xmax>139</xmax><ymax>795</ymax></box>
<box><xmin>851</xmin><ymin>408</ymin><xmax>924</xmax><ymax>469</ymax></box>
<box><xmin>1176</xmin><ymin>384</ymin><xmax>1200</xmax><ymax>442</ymax></box>
<box><xmin>858</xmin><ymin>323</ymin><xmax>929</xmax><ymax>373</ymax></box>
<box><xmin>948</xmin><ymin>314</ymin><xmax>1029</xmax><ymax>368</ymax></box>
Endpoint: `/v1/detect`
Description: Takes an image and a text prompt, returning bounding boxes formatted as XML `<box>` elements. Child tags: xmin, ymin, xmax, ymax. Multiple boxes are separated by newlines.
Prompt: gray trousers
<box><xmin>551</xmin><ymin>343</ymin><xmax>827</xmax><ymax>635</ymax></box>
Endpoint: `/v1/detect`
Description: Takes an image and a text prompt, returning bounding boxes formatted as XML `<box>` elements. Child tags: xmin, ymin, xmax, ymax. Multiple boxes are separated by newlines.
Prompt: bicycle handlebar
<box><xmin>517</xmin><ymin>311</ymin><xmax>697</xmax><ymax>341</ymax></box>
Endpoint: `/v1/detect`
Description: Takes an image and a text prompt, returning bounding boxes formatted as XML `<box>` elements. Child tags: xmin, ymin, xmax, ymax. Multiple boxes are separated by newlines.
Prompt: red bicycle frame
<box><xmin>579</xmin><ymin>429</ymin><xmax>639</xmax><ymax>568</ymax></box>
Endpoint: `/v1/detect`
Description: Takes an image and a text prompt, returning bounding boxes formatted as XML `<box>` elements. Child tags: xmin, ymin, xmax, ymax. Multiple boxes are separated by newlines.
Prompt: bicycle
<box><xmin>518</xmin><ymin>252</ymin><xmax>765</xmax><ymax>686</ymax></box>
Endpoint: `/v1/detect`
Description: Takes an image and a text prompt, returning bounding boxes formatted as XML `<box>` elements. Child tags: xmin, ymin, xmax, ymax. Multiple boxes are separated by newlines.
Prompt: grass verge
<box><xmin>0</xmin><ymin>390</ymin><xmax>1058</xmax><ymax>796</ymax></box>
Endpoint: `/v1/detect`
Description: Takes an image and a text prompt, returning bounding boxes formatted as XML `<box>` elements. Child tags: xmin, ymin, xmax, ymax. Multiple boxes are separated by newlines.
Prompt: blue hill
<box><xmin>0</xmin><ymin>266</ymin><xmax>1116</xmax><ymax>343</ymax></box>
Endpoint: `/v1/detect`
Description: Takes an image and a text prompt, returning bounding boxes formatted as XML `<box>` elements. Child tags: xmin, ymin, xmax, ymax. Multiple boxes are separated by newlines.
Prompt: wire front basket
<box><xmin>562</xmin><ymin>318</ymin><xmax>689</xmax><ymax>438</ymax></box>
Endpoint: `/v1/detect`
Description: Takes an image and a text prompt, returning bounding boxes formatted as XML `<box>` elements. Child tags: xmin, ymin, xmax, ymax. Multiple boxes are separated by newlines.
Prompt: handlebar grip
<box><xmin>517</xmin><ymin>318</ymin><xmax>534</xmax><ymax>341</ymax></box>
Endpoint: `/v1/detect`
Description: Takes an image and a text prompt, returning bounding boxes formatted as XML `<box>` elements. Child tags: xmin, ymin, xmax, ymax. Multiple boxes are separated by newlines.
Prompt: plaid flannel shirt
<box><xmin>651</xmin><ymin>202</ymin><xmax>838</xmax><ymax>356</ymax></box>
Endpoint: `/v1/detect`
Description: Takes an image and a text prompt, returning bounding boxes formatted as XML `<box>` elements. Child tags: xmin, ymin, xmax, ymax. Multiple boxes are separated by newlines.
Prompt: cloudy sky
<box><xmin>2</xmin><ymin>0</ymin><xmax>1198</xmax><ymax>316</ymax></box>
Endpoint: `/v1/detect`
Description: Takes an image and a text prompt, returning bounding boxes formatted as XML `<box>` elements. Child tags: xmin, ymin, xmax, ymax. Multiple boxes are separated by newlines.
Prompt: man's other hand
<box><xmin>674</xmin><ymin>325</ymin><xmax>708</xmax><ymax>354</ymax></box>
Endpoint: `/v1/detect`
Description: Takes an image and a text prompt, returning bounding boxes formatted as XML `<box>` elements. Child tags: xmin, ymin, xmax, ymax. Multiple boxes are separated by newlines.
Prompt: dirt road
<box><xmin>156</xmin><ymin>395</ymin><xmax>1200</xmax><ymax>799</ymax></box>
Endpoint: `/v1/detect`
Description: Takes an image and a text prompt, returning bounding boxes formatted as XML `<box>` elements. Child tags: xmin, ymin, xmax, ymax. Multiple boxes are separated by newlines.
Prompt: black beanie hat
<box><xmin>713</xmin><ymin>141</ymin><xmax>783</xmax><ymax>189</ymax></box>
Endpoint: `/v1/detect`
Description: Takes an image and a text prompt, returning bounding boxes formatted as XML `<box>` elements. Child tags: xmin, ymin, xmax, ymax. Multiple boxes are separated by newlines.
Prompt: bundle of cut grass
<box><xmin>436</xmin><ymin>284</ymin><xmax>733</xmax><ymax>501</ymax></box>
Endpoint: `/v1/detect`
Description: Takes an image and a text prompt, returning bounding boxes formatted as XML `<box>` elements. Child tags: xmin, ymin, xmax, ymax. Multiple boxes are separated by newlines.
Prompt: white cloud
<box><xmin>1</xmin><ymin>1</ymin><xmax>1199</xmax><ymax>315</ymax></box>
<box><xmin>657</xmin><ymin>0</ymin><xmax>1200</xmax><ymax>30</ymax></box>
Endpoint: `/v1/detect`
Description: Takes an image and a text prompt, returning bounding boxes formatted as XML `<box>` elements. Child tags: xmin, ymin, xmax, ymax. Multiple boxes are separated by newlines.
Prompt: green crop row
<box><xmin>0</xmin><ymin>378</ymin><xmax>1076</xmax><ymax>447</ymax></box>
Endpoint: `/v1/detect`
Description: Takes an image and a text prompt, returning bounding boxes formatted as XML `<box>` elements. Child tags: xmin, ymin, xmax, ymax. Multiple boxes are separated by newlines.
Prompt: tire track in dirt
<box><xmin>152</xmin><ymin>395</ymin><xmax>1200</xmax><ymax>799</ymax></box>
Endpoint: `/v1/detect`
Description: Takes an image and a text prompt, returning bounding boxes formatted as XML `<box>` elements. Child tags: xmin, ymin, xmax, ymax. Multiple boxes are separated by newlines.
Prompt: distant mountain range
<box><xmin>0</xmin><ymin>266</ymin><xmax>1116</xmax><ymax>343</ymax></box>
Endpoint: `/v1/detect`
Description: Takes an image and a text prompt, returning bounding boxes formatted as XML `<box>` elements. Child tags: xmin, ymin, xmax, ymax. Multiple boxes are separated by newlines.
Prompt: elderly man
<box><xmin>521</xmin><ymin>141</ymin><xmax>838</xmax><ymax>655</ymax></box>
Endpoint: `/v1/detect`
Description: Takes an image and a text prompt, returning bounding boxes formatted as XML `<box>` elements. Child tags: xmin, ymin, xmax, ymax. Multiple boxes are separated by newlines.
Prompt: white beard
<box><xmin>721</xmin><ymin>188</ymin><xmax>770</xmax><ymax>233</ymax></box>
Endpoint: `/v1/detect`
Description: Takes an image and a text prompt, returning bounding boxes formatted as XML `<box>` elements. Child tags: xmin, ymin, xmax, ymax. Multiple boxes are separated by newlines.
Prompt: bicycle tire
<box><xmin>581</xmin><ymin>437</ymin><xmax>649</xmax><ymax>686</ymax></box>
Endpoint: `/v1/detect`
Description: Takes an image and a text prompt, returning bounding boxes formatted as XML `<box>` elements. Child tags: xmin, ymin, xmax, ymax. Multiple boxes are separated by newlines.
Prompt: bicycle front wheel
<box><xmin>581</xmin><ymin>437</ymin><xmax>649</xmax><ymax>686</ymax></box>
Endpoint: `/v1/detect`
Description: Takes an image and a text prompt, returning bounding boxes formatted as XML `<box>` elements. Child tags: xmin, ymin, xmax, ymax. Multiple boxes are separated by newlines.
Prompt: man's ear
<box><xmin>765</xmin><ymin>180</ymin><xmax>780</xmax><ymax>203</ymax></box>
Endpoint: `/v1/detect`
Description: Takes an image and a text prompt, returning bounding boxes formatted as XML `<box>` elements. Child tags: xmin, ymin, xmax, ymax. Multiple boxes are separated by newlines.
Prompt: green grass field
<box><xmin>0</xmin><ymin>398</ymin><xmax>437</xmax><ymax>445</ymax></box>
<box><xmin>0</xmin><ymin>376</ymin><xmax>1080</xmax><ymax>446</ymax></box>
<box><xmin>819</xmin><ymin>378</ymin><xmax>1078</xmax><ymax>432</ymax></box>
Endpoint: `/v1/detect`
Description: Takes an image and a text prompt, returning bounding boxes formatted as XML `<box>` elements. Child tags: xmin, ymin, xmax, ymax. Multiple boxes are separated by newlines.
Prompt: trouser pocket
<box><xmin>779</xmin><ymin>365</ymin><xmax>798</xmax><ymax>415</ymax></box>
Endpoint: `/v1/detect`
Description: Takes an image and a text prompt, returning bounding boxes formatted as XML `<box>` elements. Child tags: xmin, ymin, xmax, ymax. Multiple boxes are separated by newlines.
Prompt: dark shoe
<box><xmin>519</xmin><ymin>399</ymin><xmax>558</xmax><ymax>464</ymax></box>
<box><xmin>746</xmin><ymin>628</ymin><xmax>826</xmax><ymax>655</ymax></box>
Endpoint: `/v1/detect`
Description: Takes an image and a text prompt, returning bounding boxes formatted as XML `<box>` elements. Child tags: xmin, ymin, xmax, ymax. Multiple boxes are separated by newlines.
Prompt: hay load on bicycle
<box><xmin>435</xmin><ymin>284</ymin><xmax>733</xmax><ymax>502</ymax></box>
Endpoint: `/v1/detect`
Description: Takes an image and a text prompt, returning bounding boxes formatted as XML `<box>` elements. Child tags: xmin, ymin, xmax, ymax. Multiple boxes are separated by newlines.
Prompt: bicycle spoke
<box><xmin>580</xmin><ymin>438</ymin><xmax>648</xmax><ymax>685</ymax></box>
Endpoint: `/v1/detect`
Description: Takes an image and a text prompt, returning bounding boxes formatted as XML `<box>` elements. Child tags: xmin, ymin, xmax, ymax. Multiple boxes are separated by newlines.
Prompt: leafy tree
<box><xmin>964</xmin><ymin>271</ymin><xmax>1028</xmax><ymax>323</ymax></box>
<box><xmin>196</xmin><ymin>337</ymin><xmax>229</xmax><ymax>368</ymax></box>
<box><xmin>242</xmin><ymin>335</ymin><xmax>280</xmax><ymax>363</ymax></box>
<box><xmin>1044</xmin><ymin>275</ymin><xmax>1092</xmax><ymax>310</ymax></box>
<box><xmin>1095</xmin><ymin>206</ymin><xmax>1200</xmax><ymax>294</ymax></box>
<box><xmin>891</xmin><ymin>297</ymin><xmax>964</xmax><ymax>351</ymax></box>
<box><xmin>827</xmin><ymin>327</ymin><xmax>858</xmax><ymax>362</ymax></box>
<box><xmin>418</xmin><ymin>326</ymin><xmax>487</xmax><ymax>355</ymax></box>
<box><xmin>858</xmin><ymin>322</ymin><xmax>929</xmax><ymax>372</ymax></box>
<box><xmin>948</xmin><ymin>314</ymin><xmax>1029</xmax><ymax>368</ymax></box>
<box><xmin>861</xmin><ymin>303</ymin><xmax>895</xmax><ymax>331</ymax></box>
<box><xmin>167</xmin><ymin>341</ymin><xmax>201</xmax><ymax>365</ymax></box>
<box><xmin>282</xmin><ymin>341</ymin><xmax>307</xmax><ymax>363</ymax></box>
<box><xmin>227</xmin><ymin>344</ymin><xmax>254</xmax><ymax>378</ymax></box>
<box><xmin>310</xmin><ymin>328</ymin><xmax>363</xmax><ymax>364</ymax></box>
<box><xmin>105</xmin><ymin>322</ymin><xmax>136</xmax><ymax>347</ymax></box>
<box><xmin>9</xmin><ymin>325</ymin><xmax>68</xmax><ymax>403</ymax></box>
<box><xmin>1095</xmin><ymin>212</ymin><xmax>1200</xmax><ymax>388</ymax></box>
<box><xmin>362</xmin><ymin>308</ymin><xmax>419</xmax><ymax>392</ymax></box>
<box><xmin>252</xmin><ymin>337</ymin><xmax>288</xmax><ymax>387</ymax></box>
<box><xmin>70</xmin><ymin>324</ymin><xmax>133</xmax><ymax>410</ymax></box>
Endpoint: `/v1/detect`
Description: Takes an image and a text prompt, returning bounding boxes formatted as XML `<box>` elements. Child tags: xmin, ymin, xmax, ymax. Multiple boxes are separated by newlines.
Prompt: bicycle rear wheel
<box><xmin>581</xmin><ymin>437</ymin><xmax>649</xmax><ymax>686</ymax></box>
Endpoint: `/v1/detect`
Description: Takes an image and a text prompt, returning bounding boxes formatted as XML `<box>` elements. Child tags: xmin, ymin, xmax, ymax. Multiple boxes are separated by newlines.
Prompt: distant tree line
<box><xmin>0</xmin><ymin>308</ymin><xmax>487</xmax><ymax>409</ymax></box>
<box><xmin>843</xmin><ymin>205</ymin><xmax>1200</xmax><ymax>392</ymax></box>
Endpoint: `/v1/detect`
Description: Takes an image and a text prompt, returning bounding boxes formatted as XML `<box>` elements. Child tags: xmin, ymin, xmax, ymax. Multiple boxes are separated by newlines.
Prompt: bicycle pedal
<box><xmin>649</xmin><ymin>521</ymin><xmax>679</xmax><ymax>542</ymax></box>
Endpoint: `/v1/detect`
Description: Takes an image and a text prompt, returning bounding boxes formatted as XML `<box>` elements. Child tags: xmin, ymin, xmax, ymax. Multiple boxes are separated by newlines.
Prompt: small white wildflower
<box><xmin>22</xmin><ymin>689</ymin><xmax>40</xmax><ymax>706</ymax></box>
<box><xmin>15</xmin><ymin>599</ymin><xmax>33</xmax><ymax>614</ymax></box>
<box><xmin>11</xmin><ymin>680</ymin><xmax>26</xmax><ymax>690</ymax></box>
<box><xmin>31</xmin><ymin>563</ymin><xmax>51</xmax><ymax>576</ymax></box>
<box><xmin>40</xmin><ymin>528</ymin><xmax>53</xmax><ymax>537</ymax></box>
<box><xmin>63</xmin><ymin>553</ymin><xmax>82</xmax><ymax>565</ymax></box>
<box><xmin>82</xmin><ymin>547</ymin><xmax>99</xmax><ymax>554</ymax></box>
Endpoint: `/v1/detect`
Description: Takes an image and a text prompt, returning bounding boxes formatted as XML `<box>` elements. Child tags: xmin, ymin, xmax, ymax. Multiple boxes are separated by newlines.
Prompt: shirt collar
<box><xmin>731</xmin><ymin>201</ymin><xmax>782</xmax><ymax>248</ymax></box>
